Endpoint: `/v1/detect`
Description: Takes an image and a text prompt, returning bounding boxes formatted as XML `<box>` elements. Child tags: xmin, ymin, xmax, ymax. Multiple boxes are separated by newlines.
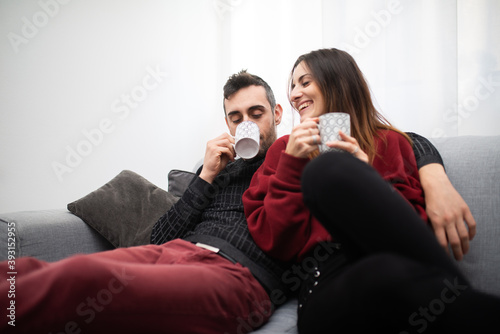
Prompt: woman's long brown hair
<box><xmin>288</xmin><ymin>48</ymin><xmax>411</xmax><ymax>163</ymax></box>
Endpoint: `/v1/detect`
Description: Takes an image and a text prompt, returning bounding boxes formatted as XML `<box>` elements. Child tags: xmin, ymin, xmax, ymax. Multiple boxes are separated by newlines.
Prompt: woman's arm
<box><xmin>243</xmin><ymin>136</ymin><xmax>331</xmax><ymax>262</ymax></box>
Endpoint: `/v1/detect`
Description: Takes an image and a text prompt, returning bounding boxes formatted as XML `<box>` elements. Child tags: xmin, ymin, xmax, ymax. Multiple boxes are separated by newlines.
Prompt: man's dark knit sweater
<box><xmin>150</xmin><ymin>157</ymin><xmax>293</xmax><ymax>296</ymax></box>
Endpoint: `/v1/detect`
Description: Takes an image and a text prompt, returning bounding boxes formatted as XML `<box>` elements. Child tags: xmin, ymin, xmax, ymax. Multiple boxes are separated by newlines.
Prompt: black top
<box><xmin>408</xmin><ymin>132</ymin><xmax>444</xmax><ymax>168</ymax></box>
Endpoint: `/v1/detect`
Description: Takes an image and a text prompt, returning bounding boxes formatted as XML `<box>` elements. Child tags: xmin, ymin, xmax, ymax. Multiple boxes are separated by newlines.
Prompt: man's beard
<box><xmin>256</xmin><ymin>131</ymin><xmax>277</xmax><ymax>159</ymax></box>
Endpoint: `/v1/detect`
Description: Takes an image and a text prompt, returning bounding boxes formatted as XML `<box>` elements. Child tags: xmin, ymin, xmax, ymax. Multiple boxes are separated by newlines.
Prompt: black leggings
<box><xmin>298</xmin><ymin>151</ymin><xmax>500</xmax><ymax>334</ymax></box>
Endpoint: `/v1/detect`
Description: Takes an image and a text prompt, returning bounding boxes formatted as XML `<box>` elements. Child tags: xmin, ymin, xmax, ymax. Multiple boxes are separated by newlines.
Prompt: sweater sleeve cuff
<box><xmin>180</xmin><ymin>176</ymin><xmax>216</xmax><ymax>213</ymax></box>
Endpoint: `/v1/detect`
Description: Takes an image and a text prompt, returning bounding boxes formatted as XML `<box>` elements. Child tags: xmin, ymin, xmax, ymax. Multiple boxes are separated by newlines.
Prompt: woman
<box><xmin>243</xmin><ymin>48</ymin><xmax>500</xmax><ymax>333</ymax></box>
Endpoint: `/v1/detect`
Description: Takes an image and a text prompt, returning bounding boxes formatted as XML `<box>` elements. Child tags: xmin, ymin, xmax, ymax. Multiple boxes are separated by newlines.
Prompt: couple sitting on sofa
<box><xmin>1</xmin><ymin>48</ymin><xmax>498</xmax><ymax>334</ymax></box>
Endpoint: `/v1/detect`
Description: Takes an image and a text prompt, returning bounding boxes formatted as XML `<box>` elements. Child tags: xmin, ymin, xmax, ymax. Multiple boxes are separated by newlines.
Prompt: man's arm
<box><xmin>407</xmin><ymin>132</ymin><xmax>477</xmax><ymax>261</ymax></box>
<box><xmin>150</xmin><ymin>175</ymin><xmax>215</xmax><ymax>245</ymax></box>
<box><xmin>150</xmin><ymin>133</ymin><xmax>236</xmax><ymax>245</ymax></box>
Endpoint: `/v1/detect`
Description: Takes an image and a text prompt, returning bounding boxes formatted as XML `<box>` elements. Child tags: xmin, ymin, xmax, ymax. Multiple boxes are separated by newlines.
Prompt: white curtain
<box><xmin>0</xmin><ymin>0</ymin><xmax>499</xmax><ymax>212</ymax></box>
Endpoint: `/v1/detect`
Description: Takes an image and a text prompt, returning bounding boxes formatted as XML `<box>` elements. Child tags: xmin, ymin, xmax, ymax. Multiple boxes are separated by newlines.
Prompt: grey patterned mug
<box><xmin>318</xmin><ymin>112</ymin><xmax>350</xmax><ymax>153</ymax></box>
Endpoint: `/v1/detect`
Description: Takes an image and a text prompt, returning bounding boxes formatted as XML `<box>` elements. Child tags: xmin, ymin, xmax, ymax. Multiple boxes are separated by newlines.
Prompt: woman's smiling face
<box><xmin>290</xmin><ymin>61</ymin><xmax>326</xmax><ymax>122</ymax></box>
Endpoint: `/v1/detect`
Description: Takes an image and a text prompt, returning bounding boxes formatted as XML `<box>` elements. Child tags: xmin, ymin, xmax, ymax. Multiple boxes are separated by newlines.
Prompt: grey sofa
<box><xmin>1</xmin><ymin>135</ymin><xmax>499</xmax><ymax>334</ymax></box>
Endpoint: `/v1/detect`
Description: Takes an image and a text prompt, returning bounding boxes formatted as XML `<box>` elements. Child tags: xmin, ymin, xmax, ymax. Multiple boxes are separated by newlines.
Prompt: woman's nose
<box><xmin>290</xmin><ymin>87</ymin><xmax>302</xmax><ymax>106</ymax></box>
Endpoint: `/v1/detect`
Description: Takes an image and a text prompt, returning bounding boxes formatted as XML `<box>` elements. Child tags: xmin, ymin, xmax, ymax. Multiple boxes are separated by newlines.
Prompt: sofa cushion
<box><xmin>67</xmin><ymin>170</ymin><xmax>179</xmax><ymax>248</ymax></box>
<box><xmin>251</xmin><ymin>299</ymin><xmax>299</xmax><ymax>334</ymax></box>
<box><xmin>168</xmin><ymin>169</ymin><xmax>196</xmax><ymax>197</ymax></box>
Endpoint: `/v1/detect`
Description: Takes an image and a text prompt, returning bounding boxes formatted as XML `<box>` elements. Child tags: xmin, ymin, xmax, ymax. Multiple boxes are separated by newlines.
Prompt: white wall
<box><xmin>1</xmin><ymin>0</ymin><xmax>499</xmax><ymax>213</ymax></box>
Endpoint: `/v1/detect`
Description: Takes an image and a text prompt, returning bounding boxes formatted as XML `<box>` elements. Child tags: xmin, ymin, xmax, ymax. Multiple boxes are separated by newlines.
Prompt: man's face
<box><xmin>224</xmin><ymin>85</ymin><xmax>282</xmax><ymax>158</ymax></box>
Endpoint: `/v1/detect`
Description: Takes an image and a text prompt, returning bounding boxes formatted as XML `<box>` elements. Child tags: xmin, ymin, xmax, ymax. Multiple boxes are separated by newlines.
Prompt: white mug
<box><xmin>234</xmin><ymin>121</ymin><xmax>260</xmax><ymax>159</ymax></box>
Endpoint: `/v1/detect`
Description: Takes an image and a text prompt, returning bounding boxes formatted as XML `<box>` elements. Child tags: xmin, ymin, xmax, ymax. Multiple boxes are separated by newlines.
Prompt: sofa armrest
<box><xmin>0</xmin><ymin>209</ymin><xmax>114</xmax><ymax>262</ymax></box>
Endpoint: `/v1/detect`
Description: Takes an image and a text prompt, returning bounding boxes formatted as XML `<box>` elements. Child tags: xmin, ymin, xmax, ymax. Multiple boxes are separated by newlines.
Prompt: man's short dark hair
<box><xmin>223</xmin><ymin>70</ymin><xmax>276</xmax><ymax>115</ymax></box>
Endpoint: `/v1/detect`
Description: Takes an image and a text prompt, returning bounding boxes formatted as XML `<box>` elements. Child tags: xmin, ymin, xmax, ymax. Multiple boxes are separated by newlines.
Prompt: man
<box><xmin>0</xmin><ymin>70</ymin><xmax>474</xmax><ymax>334</ymax></box>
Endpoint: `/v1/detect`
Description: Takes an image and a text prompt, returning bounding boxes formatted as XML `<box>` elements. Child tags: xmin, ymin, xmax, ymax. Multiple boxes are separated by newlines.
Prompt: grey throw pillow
<box><xmin>67</xmin><ymin>170</ymin><xmax>179</xmax><ymax>248</ymax></box>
